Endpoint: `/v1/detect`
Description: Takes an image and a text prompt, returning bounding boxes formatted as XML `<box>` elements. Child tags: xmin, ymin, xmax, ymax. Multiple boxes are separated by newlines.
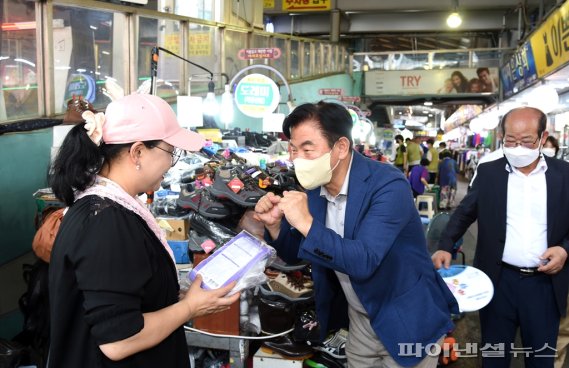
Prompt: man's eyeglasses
<box><xmin>503</xmin><ymin>135</ymin><xmax>540</xmax><ymax>149</ymax></box>
<box><xmin>154</xmin><ymin>146</ymin><xmax>182</xmax><ymax>166</ymax></box>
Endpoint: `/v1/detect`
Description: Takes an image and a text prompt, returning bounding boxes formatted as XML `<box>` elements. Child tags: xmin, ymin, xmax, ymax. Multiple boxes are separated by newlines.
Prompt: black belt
<box><xmin>501</xmin><ymin>261</ymin><xmax>542</xmax><ymax>276</ymax></box>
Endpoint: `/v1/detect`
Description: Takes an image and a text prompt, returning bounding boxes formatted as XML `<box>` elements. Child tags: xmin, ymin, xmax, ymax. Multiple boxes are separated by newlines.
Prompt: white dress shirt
<box><xmin>502</xmin><ymin>157</ymin><xmax>548</xmax><ymax>268</ymax></box>
<box><xmin>320</xmin><ymin>154</ymin><xmax>367</xmax><ymax>314</ymax></box>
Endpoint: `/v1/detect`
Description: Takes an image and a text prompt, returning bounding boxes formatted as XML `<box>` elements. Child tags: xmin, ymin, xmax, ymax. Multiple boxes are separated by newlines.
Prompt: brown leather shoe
<box><xmin>261</xmin><ymin>334</ymin><xmax>314</xmax><ymax>360</ymax></box>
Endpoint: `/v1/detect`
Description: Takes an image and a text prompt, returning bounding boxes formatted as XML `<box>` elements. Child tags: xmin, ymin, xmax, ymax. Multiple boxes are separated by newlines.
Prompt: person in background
<box><xmin>406</xmin><ymin>137</ymin><xmax>423</xmax><ymax>173</ymax></box>
<box><xmin>450</xmin><ymin>71</ymin><xmax>469</xmax><ymax>93</ymax></box>
<box><xmin>543</xmin><ymin>136</ymin><xmax>560</xmax><ymax>158</ymax></box>
<box><xmin>477</xmin><ymin>67</ymin><xmax>498</xmax><ymax>93</ymax></box>
<box><xmin>48</xmin><ymin>94</ymin><xmax>240</xmax><ymax>368</ymax></box>
<box><xmin>468</xmin><ymin>78</ymin><xmax>482</xmax><ymax>93</ymax></box>
<box><xmin>437</xmin><ymin>150</ymin><xmax>458</xmax><ymax>210</ymax></box>
<box><xmin>438</xmin><ymin>142</ymin><xmax>450</xmax><ymax>156</ymax></box>
<box><xmin>409</xmin><ymin>158</ymin><xmax>431</xmax><ymax>198</ymax></box>
<box><xmin>254</xmin><ymin>101</ymin><xmax>458</xmax><ymax>367</ymax></box>
<box><xmin>425</xmin><ymin>139</ymin><xmax>439</xmax><ymax>184</ymax></box>
<box><xmin>437</xmin><ymin>78</ymin><xmax>457</xmax><ymax>94</ymax></box>
<box><xmin>433</xmin><ymin>106</ymin><xmax>569</xmax><ymax>368</ymax></box>
<box><xmin>392</xmin><ymin>134</ymin><xmax>407</xmax><ymax>173</ymax></box>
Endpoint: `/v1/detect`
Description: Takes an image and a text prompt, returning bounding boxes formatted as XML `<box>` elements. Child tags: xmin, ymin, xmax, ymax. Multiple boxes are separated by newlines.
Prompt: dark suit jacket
<box><xmin>267</xmin><ymin>151</ymin><xmax>458</xmax><ymax>366</ymax></box>
<box><xmin>439</xmin><ymin>156</ymin><xmax>569</xmax><ymax>316</ymax></box>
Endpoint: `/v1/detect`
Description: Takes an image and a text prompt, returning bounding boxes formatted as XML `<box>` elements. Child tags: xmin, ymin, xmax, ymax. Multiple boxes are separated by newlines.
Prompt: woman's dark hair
<box><xmin>545</xmin><ymin>136</ymin><xmax>560</xmax><ymax>155</ymax></box>
<box><xmin>394</xmin><ymin>134</ymin><xmax>404</xmax><ymax>142</ymax></box>
<box><xmin>282</xmin><ymin>101</ymin><xmax>354</xmax><ymax>149</ymax></box>
<box><xmin>420</xmin><ymin>158</ymin><xmax>430</xmax><ymax>166</ymax></box>
<box><xmin>451</xmin><ymin>71</ymin><xmax>469</xmax><ymax>92</ymax></box>
<box><xmin>49</xmin><ymin>123</ymin><xmax>160</xmax><ymax>206</ymax></box>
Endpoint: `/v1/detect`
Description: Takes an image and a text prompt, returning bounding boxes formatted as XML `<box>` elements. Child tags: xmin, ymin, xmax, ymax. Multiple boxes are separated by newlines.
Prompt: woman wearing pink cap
<box><xmin>47</xmin><ymin>94</ymin><xmax>240</xmax><ymax>367</ymax></box>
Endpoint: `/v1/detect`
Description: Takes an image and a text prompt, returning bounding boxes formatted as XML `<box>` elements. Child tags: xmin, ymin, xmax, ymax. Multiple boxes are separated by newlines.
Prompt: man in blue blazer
<box><xmin>434</xmin><ymin>106</ymin><xmax>569</xmax><ymax>368</ymax></box>
<box><xmin>255</xmin><ymin>101</ymin><xmax>458</xmax><ymax>367</ymax></box>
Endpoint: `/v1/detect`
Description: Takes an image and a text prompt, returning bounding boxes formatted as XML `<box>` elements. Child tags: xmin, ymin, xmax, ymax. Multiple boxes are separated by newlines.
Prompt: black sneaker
<box><xmin>208</xmin><ymin>166</ymin><xmax>265</xmax><ymax>207</ymax></box>
<box><xmin>176</xmin><ymin>188</ymin><xmax>231</xmax><ymax>219</ymax></box>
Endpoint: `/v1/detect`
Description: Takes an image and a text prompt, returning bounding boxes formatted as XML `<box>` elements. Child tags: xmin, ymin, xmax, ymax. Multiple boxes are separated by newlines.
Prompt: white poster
<box><xmin>365</xmin><ymin>68</ymin><xmax>499</xmax><ymax>96</ymax></box>
<box><xmin>53</xmin><ymin>27</ymin><xmax>73</xmax><ymax>112</ymax></box>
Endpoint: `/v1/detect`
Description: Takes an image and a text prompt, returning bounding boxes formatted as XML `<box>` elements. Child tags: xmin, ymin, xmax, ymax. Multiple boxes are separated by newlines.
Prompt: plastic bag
<box><xmin>188</xmin><ymin>231</ymin><xmax>276</xmax><ymax>296</ymax></box>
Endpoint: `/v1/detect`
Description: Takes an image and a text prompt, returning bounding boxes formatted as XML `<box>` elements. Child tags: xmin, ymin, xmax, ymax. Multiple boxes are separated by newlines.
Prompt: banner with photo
<box><xmin>364</xmin><ymin>68</ymin><xmax>499</xmax><ymax>96</ymax></box>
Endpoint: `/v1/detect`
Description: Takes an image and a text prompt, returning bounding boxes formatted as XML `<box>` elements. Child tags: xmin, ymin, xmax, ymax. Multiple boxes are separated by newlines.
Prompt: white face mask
<box><xmin>293</xmin><ymin>147</ymin><xmax>341</xmax><ymax>190</ymax></box>
<box><xmin>503</xmin><ymin>145</ymin><xmax>541</xmax><ymax>168</ymax></box>
<box><xmin>542</xmin><ymin>147</ymin><xmax>556</xmax><ymax>157</ymax></box>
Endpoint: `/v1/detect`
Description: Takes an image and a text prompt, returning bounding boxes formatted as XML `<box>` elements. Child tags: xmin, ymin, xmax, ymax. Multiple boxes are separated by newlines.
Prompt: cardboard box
<box><xmin>159</xmin><ymin>218</ymin><xmax>189</xmax><ymax>241</ymax></box>
<box><xmin>253</xmin><ymin>348</ymin><xmax>304</xmax><ymax>367</ymax></box>
<box><xmin>191</xmin><ymin>252</ymin><xmax>240</xmax><ymax>335</ymax></box>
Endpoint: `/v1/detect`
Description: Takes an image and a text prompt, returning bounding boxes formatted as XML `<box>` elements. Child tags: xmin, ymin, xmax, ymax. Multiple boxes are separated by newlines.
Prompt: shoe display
<box><xmin>176</xmin><ymin>188</ymin><xmax>231</xmax><ymax>219</ymax></box>
<box><xmin>261</xmin><ymin>334</ymin><xmax>314</xmax><ymax>360</ymax></box>
<box><xmin>258</xmin><ymin>283</ymin><xmax>313</xmax><ymax>302</ymax></box>
<box><xmin>208</xmin><ymin>166</ymin><xmax>265</xmax><ymax>207</ymax></box>
<box><xmin>268</xmin><ymin>273</ymin><xmax>313</xmax><ymax>299</ymax></box>
<box><xmin>269</xmin><ymin>256</ymin><xmax>310</xmax><ymax>272</ymax></box>
<box><xmin>305</xmin><ymin>352</ymin><xmax>347</xmax><ymax>368</ymax></box>
<box><xmin>258</xmin><ymin>297</ymin><xmax>295</xmax><ymax>334</ymax></box>
<box><xmin>315</xmin><ymin>329</ymin><xmax>348</xmax><ymax>359</ymax></box>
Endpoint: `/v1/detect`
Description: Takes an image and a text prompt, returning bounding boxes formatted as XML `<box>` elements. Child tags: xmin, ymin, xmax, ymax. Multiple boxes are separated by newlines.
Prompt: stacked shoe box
<box><xmin>160</xmin><ymin>217</ymin><xmax>190</xmax><ymax>264</ymax></box>
<box><xmin>253</xmin><ymin>348</ymin><xmax>304</xmax><ymax>368</ymax></box>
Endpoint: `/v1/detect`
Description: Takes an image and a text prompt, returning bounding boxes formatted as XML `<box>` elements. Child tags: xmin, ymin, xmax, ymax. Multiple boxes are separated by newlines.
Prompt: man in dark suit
<box><xmin>255</xmin><ymin>101</ymin><xmax>458</xmax><ymax>367</ymax></box>
<box><xmin>433</xmin><ymin>106</ymin><xmax>569</xmax><ymax>367</ymax></box>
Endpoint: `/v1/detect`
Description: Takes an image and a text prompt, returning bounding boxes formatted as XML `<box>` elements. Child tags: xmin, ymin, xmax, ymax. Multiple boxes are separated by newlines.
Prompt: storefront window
<box><xmin>174</xmin><ymin>0</ymin><xmax>215</xmax><ymax>21</ymax></box>
<box><xmin>1</xmin><ymin>0</ymin><xmax>38</xmax><ymax>121</ymax></box>
<box><xmin>188</xmin><ymin>23</ymin><xmax>220</xmax><ymax>94</ymax></box>
<box><xmin>224</xmin><ymin>30</ymin><xmax>248</xmax><ymax>82</ymax></box>
<box><xmin>290</xmin><ymin>40</ymin><xmax>300</xmax><ymax>79</ymax></box>
<box><xmin>303</xmin><ymin>42</ymin><xmax>313</xmax><ymax>77</ymax></box>
<box><xmin>315</xmin><ymin>44</ymin><xmax>323</xmax><ymax>75</ymax></box>
<box><xmin>52</xmin><ymin>6</ymin><xmax>127</xmax><ymax>113</ymax></box>
<box><xmin>249</xmin><ymin>34</ymin><xmax>271</xmax><ymax>79</ymax></box>
<box><xmin>138</xmin><ymin>16</ymin><xmax>182</xmax><ymax>100</ymax></box>
<box><xmin>323</xmin><ymin>44</ymin><xmax>331</xmax><ymax>73</ymax></box>
<box><xmin>272</xmin><ymin>37</ymin><xmax>288</xmax><ymax>80</ymax></box>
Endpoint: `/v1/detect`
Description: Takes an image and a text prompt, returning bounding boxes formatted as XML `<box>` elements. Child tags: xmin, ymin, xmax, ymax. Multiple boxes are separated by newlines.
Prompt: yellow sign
<box><xmin>282</xmin><ymin>0</ymin><xmax>331</xmax><ymax>12</ymax></box>
<box><xmin>529</xmin><ymin>1</ymin><xmax>569</xmax><ymax>77</ymax></box>
<box><xmin>189</xmin><ymin>32</ymin><xmax>211</xmax><ymax>57</ymax></box>
<box><xmin>164</xmin><ymin>34</ymin><xmax>180</xmax><ymax>55</ymax></box>
<box><xmin>196</xmin><ymin>128</ymin><xmax>223</xmax><ymax>143</ymax></box>
<box><xmin>264</xmin><ymin>0</ymin><xmax>274</xmax><ymax>8</ymax></box>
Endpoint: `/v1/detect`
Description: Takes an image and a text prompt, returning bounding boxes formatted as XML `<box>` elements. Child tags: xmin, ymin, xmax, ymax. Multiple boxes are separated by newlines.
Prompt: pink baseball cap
<box><xmin>102</xmin><ymin>94</ymin><xmax>205</xmax><ymax>151</ymax></box>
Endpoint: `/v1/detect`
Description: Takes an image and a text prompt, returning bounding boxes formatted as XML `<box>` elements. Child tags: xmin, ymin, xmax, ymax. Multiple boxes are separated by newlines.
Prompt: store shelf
<box><xmin>185</xmin><ymin>330</ymin><xmax>249</xmax><ymax>368</ymax></box>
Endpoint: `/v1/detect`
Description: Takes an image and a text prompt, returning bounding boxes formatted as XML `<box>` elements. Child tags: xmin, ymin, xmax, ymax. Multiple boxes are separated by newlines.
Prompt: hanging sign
<box><xmin>500</xmin><ymin>41</ymin><xmax>538</xmax><ymax>98</ymax></box>
<box><xmin>338</xmin><ymin>96</ymin><xmax>361</xmax><ymax>103</ymax></box>
<box><xmin>263</xmin><ymin>0</ymin><xmax>275</xmax><ymax>8</ymax></box>
<box><xmin>529</xmin><ymin>0</ymin><xmax>569</xmax><ymax>78</ymax></box>
<box><xmin>282</xmin><ymin>0</ymin><xmax>331</xmax><ymax>11</ymax></box>
<box><xmin>234</xmin><ymin>73</ymin><xmax>280</xmax><ymax>118</ymax></box>
<box><xmin>238</xmin><ymin>48</ymin><xmax>281</xmax><ymax>60</ymax></box>
<box><xmin>318</xmin><ymin>88</ymin><xmax>343</xmax><ymax>95</ymax></box>
<box><xmin>64</xmin><ymin>73</ymin><xmax>96</xmax><ymax>103</ymax></box>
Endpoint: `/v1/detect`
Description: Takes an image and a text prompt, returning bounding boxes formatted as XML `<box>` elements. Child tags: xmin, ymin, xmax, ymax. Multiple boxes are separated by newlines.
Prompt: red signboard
<box><xmin>238</xmin><ymin>48</ymin><xmax>281</xmax><ymax>60</ymax></box>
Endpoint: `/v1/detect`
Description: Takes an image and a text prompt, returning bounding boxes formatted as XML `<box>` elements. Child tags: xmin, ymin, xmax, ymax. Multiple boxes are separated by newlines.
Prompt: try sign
<box><xmin>234</xmin><ymin>74</ymin><xmax>280</xmax><ymax>118</ymax></box>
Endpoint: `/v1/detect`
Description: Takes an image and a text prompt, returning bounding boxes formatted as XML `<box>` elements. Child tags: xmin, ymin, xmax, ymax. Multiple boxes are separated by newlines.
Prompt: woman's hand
<box><xmin>182</xmin><ymin>275</ymin><xmax>241</xmax><ymax>319</ymax></box>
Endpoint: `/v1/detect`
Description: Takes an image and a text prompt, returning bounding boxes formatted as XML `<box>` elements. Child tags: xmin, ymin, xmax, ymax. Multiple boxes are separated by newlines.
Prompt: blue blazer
<box><xmin>268</xmin><ymin>151</ymin><xmax>458</xmax><ymax>366</ymax></box>
<box><xmin>439</xmin><ymin>156</ymin><xmax>569</xmax><ymax>316</ymax></box>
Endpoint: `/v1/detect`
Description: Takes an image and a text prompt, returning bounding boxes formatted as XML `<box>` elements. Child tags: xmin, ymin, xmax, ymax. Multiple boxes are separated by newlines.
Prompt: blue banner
<box><xmin>500</xmin><ymin>42</ymin><xmax>538</xmax><ymax>98</ymax></box>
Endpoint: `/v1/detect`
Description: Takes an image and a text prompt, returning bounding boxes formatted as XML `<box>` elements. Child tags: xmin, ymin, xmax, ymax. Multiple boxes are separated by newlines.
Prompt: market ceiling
<box><xmin>265</xmin><ymin>0</ymin><xmax>560</xmax><ymax>51</ymax></box>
